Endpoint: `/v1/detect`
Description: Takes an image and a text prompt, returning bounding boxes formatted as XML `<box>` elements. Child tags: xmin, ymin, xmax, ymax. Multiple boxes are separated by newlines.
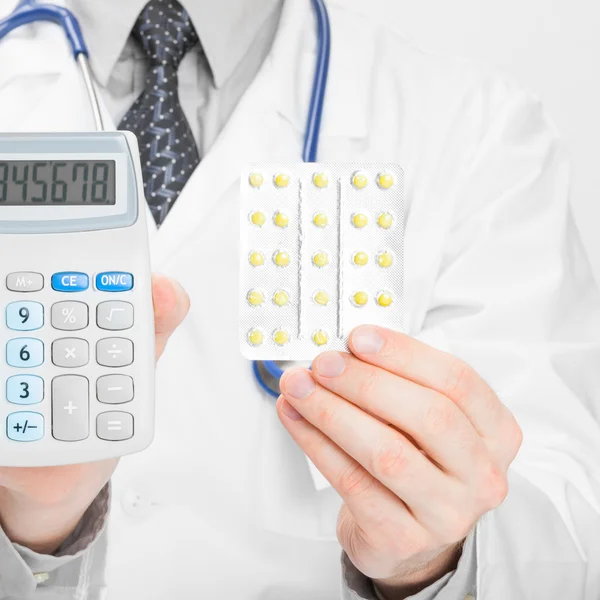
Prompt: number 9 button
<box><xmin>6</xmin><ymin>301</ymin><xmax>43</xmax><ymax>331</ymax></box>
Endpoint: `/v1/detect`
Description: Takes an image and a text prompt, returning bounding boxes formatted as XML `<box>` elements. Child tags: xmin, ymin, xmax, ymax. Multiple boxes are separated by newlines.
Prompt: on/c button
<box><xmin>51</xmin><ymin>272</ymin><xmax>89</xmax><ymax>292</ymax></box>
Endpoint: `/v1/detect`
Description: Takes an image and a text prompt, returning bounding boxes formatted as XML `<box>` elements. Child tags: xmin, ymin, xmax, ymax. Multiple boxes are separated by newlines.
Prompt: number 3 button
<box><xmin>6</xmin><ymin>302</ymin><xmax>44</xmax><ymax>331</ymax></box>
<box><xmin>7</xmin><ymin>338</ymin><xmax>44</xmax><ymax>368</ymax></box>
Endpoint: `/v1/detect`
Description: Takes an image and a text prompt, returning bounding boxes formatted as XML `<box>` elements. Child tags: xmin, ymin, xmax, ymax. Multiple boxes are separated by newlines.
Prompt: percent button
<box><xmin>51</xmin><ymin>302</ymin><xmax>89</xmax><ymax>331</ymax></box>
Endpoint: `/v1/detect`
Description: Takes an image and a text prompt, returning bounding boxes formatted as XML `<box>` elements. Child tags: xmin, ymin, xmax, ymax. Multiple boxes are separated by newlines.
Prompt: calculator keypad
<box><xmin>4</xmin><ymin>271</ymin><xmax>136</xmax><ymax>444</ymax></box>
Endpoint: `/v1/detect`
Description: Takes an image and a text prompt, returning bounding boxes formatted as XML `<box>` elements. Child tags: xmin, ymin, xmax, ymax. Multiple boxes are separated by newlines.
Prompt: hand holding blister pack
<box><xmin>239</xmin><ymin>164</ymin><xmax>404</xmax><ymax>360</ymax></box>
<box><xmin>0</xmin><ymin>132</ymin><xmax>154</xmax><ymax>467</ymax></box>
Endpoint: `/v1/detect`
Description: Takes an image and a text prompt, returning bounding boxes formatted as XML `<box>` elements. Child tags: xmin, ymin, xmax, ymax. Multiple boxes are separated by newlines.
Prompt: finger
<box><xmin>311</xmin><ymin>352</ymin><xmax>487</xmax><ymax>479</ymax></box>
<box><xmin>348</xmin><ymin>326</ymin><xmax>508</xmax><ymax>440</ymax></box>
<box><xmin>275</xmin><ymin>395</ymin><xmax>422</xmax><ymax>546</ymax></box>
<box><xmin>279</xmin><ymin>369</ymin><xmax>461</xmax><ymax>528</ymax></box>
<box><xmin>152</xmin><ymin>274</ymin><xmax>190</xmax><ymax>360</ymax></box>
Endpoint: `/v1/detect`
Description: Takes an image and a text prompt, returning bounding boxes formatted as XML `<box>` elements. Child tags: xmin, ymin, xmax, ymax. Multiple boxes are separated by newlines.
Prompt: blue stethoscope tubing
<box><xmin>258</xmin><ymin>0</ymin><xmax>331</xmax><ymax>397</ymax></box>
<box><xmin>0</xmin><ymin>0</ymin><xmax>331</xmax><ymax>398</ymax></box>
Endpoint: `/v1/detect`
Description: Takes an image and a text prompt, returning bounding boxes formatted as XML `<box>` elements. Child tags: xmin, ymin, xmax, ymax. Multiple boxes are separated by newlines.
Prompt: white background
<box><xmin>353</xmin><ymin>0</ymin><xmax>600</xmax><ymax>275</ymax></box>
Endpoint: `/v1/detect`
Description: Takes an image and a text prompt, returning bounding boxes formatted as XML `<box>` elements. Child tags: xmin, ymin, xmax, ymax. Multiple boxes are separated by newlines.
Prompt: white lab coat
<box><xmin>1</xmin><ymin>0</ymin><xmax>600</xmax><ymax>598</ymax></box>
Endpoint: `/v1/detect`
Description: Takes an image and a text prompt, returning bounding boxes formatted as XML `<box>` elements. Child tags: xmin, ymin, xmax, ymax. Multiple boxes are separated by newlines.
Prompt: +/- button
<box><xmin>51</xmin><ymin>272</ymin><xmax>89</xmax><ymax>292</ymax></box>
<box><xmin>7</xmin><ymin>411</ymin><xmax>44</xmax><ymax>441</ymax></box>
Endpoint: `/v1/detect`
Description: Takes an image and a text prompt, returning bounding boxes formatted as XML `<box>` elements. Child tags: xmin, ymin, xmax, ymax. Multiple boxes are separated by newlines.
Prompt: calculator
<box><xmin>0</xmin><ymin>132</ymin><xmax>154</xmax><ymax>467</ymax></box>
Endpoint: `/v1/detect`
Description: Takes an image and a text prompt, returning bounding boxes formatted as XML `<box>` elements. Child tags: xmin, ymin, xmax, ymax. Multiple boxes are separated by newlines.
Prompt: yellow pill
<box><xmin>312</xmin><ymin>251</ymin><xmax>329</xmax><ymax>268</ymax></box>
<box><xmin>274</xmin><ymin>212</ymin><xmax>289</xmax><ymax>228</ymax></box>
<box><xmin>273</xmin><ymin>290</ymin><xmax>289</xmax><ymax>306</ymax></box>
<box><xmin>247</xmin><ymin>289</ymin><xmax>265</xmax><ymax>306</ymax></box>
<box><xmin>248</xmin><ymin>251</ymin><xmax>264</xmax><ymax>267</ymax></box>
<box><xmin>312</xmin><ymin>330</ymin><xmax>329</xmax><ymax>347</ymax></box>
<box><xmin>313</xmin><ymin>212</ymin><xmax>329</xmax><ymax>228</ymax></box>
<box><xmin>352</xmin><ymin>171</ymin><xmax>368</xmax><ymax>190</ymax></box>
<box><xmin>377</xmin><ymin>251</ymin><xmax>394</xmax><ymax>268</ymax></box>
<box><xmin>248</xmin><ymin>329</ymin><xmax>264</xmax><ymax>346</ymax></box>
<box><xmin>352</xmin><ymin>291</ymin><xmax>369</xmax><ymax>307</ymax></box>
<box><xmin>274</xmin><ymin>250</ymin><xmax>291</xmax><ymax>267</ymax></box>
<box><xmin>273</xmin><ymin>329</ymin><xmax>290</xmax><ymax>346</ymax></box>
<box><xmin>249</xmin><ymin>173</ymin><xmax>264</xmax><ymax>188</ymax></box>
<box><xmin>377</xmin><ymin>212</ymin><xmax>394</xmax><ymax>229</ymax></box>
<box><xmin>377</xmin><ymin>172</ymin><xmax>395</xmax><ymax>189</ymax></box>
<box><xmin>313</xmin><ymin>290</ymin><xmax>329</xmax><ymax>306</ymax></box>
<box><xmin>250</xmin><ymin>211</ymin><xmax>266</xmax><ymax>227</ymax></box>
<box><xmin>353</xmin><ymin>251</ymin><xmax>369</xmax><ymax>266</ymax></box>
<box><xmin>313</xmin><ymin>172</ymin><xmax>329</xmax><ymax>188</ymax></box>
<box><xmin>377</xmin><ymin>292</ymin><xmax>394</xmax><ymax>307</ymax></box>
<box><xmin>274</xmin><ymin>173</ymin><xmax>290</xmax><ymax>188</ymax></box>
<box><xmin>352</xmin><ymin>213</ymin><xmax>368</xmax><ymax>229</ymax></box>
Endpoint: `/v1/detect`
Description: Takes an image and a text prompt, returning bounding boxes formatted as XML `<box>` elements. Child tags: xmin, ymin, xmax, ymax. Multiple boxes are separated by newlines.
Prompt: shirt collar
<box><xmin>67</xmin><ymin>0</ymin><xmax>283</xmax><ymax>88</ymax></box>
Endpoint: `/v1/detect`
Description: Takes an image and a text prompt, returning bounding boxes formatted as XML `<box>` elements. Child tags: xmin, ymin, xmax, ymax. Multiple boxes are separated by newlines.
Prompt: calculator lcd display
<box><xmin>0</xmin><ymin>160</ymin><xmax>116</xmax><ymax>205</ymax></box>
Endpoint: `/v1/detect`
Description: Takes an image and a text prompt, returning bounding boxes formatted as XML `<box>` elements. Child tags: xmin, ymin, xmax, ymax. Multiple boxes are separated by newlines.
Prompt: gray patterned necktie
<box><xmin>119</xmin><ymin>0</ymin><xmax>201</xmax><ymax>226</ymax></box>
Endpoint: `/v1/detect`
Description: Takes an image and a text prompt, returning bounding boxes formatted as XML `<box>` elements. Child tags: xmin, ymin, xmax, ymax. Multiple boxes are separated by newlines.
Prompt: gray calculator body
<box><xmin>0</xmin><ymin>132</ymin><xmax>154</xmax><ymax>466</ymax></box>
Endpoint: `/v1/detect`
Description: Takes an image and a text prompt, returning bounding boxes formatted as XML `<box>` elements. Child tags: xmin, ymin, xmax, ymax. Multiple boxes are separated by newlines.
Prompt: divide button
<box><xmin>95</xmin><ymin>272</ymin><xmax>134</xmax><ymax>292</ymax></box>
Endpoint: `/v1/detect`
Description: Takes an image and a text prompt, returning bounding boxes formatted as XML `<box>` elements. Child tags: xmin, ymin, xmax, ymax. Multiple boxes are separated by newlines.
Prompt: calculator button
<box><xmin>97</xmin><ymin>302</ymin><xmax>134</xmax><ymax>331</ymax></box>
<box><xmin>97</xmin><ymin>411</ymin><xmax>133</xmax><ymax>441</ymax></box>
<box><xmin>95</xmin><ymin>272</ymin><xmax>134</xmax><ymax>292</ymax></box>
<box><xmin>7</xmin><ymin>412</ymin><xmax>44</xmax><ymax>442</ymax></box>
<box><xmin>96</xmin><ymin>338</ymin><xmax>133</xmax><ymax>367</ymax></box>
<box><xmin>51</xmin><ymin>272</ymin><xmax>89</xmax><ymax>292</ymax></box>
<box><xmin>6</xmin><ymin>338</ymin><xmax>44</xmax><ymax>368</ymax></box>
<box><xmin>6</xmin><ymin>302</ymin><xmax>44</xmax><ymax>331</ymax></box>
<box><xmin>97</xmin><ymin>375</ymin><xmax>134</xmax><ymax>404</ymax></box>
<box><xmin>6</xmin><ymin>272</ymin><xmax>44</xmax><ymax>292</ymax></box>
<box><xmin>51</xmin><ymin>302</ymin><xmax>89</xmax><ymax>331</ymax></box>
<box><xmin>52</xmin><ymin>338</ymin><xmax>89</xmax><ymax>368</ymax></box>
<box><xmin>7</xmin><ymin>375</ymin><xmax>44</xmax><ymax>405</ymax></box>
<box><xmin>52</xmin><ymin>376</ymin><xmax>89</xmax><ymax>442</ymax></box>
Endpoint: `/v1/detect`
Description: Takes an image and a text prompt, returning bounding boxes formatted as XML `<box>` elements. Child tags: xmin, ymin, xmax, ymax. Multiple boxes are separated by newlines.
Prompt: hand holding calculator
<box><xmin>0</xmin><ymin>132</ymin><xmax>154</xmax><ymax>467</ymax></box>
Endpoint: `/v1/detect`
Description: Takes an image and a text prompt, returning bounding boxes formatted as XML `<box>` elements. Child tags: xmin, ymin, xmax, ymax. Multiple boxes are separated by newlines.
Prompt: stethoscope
<box><xmin>0</xmin><ymin>0</ymin><xmax>332</xmax><ymax>399</ymax></box>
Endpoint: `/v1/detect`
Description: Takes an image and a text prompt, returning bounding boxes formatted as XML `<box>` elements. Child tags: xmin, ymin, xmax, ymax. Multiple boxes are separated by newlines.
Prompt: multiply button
<box><xmin>97</xmin><ymin>411</ymin><xmax>133</xmax><ymax>441</ymax></box>
<box><xmin>52</xmin><ymin>338</ymin><xmax>89</xmax><ymax>368</ymax></box>
<box><xmin>97</xmin><ymin>302</ymin><xmax>133</xmax><ymax>331</ymax></box>
<box><xmin>7</xmin><ymin>412</ymin><xmax>44</xmax><ymax>441</ymax></box>
<box><xmin>51</xmin><ymin>272</ymin><xmax>89</xmax><ymax>292</ymax></box>
<box><xmin>51</xmin><ymin>302</ymin><xmax>89</xmax><ymax>331</ymax></box>
<box><xmin>97</xmin><ymin>375</ymin><xmax>134</xmax><ymax>404</ymax></box>
<box><xmin>95</xmin><ymin>272</ymin><xmax>133</xmax><ymax>292</ymax></box>
<box><xmin>6</xmin><ymin>302</ymin><xmax>44</xmax><ymax>331</ymax></box>
<box><xmin>6</xmin><ymin>272</ymin><xmax>43</xmax><ymax>292</ymax></box>
<box><xmin>52</xmin><ymin>376</ymin><xmax>89</xmax><ymax>442</ymax></box>
<box><xmin>6</xmin><ymin>339</ymin><xmax>44</xmax><ymax>368</ymax></box>
<box><xmin>96</xmin><ymin>338</ymin><xmax>133</xmax><ymax>367</ymax></box>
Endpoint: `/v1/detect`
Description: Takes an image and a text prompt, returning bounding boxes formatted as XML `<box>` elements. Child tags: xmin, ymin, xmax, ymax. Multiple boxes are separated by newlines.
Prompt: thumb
<box><xmin>152</xmin><ymin>273</ymin><xmax>190</xmax><ymax>360</ymax></box>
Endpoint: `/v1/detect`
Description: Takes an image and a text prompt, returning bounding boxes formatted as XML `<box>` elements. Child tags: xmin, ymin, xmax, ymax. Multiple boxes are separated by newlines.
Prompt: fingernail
<box><xmin>314</xmin><ymin>352</ymin><xmax>346</xmax><ymax>377</ymax></box>
<box><xmin>282</xmin><ymin>370</ymin><xmax>315</xmax><ymax>399</ymax></box>
<box><xmin>352</xmin><ymin>326</ymin><xmax>384</xmax><ymax>354</ymax></box>
<box><xmin>280</xmin><ymin>399</ymin><xmax>304</xmax><ymax>421</ymax></box>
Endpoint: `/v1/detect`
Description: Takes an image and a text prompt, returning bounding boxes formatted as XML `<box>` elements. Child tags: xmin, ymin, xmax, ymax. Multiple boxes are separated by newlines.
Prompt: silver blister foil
<box><xmin>239</xmin><ymin>164</ymin><xmax>404</xmax><ymax>360</ymax></box>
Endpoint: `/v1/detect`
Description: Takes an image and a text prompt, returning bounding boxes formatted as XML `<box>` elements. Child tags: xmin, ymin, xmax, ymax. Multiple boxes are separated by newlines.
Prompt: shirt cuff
<box><xmin>342</xmin><ymin>529</ymin><xmax>477</xmax><ymax>600</ymax></box>
<box><xmin>0</xmin><ymin>483</ymin><xmax>110</xmax><ymax>598</ymax></box>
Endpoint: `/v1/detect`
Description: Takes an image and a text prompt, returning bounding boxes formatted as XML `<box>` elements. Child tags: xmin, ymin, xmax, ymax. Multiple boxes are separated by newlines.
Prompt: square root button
<box><xmin>97</xmin><ymin>411</ymin><xmax>133</xmax><ymax>441</ymax></box>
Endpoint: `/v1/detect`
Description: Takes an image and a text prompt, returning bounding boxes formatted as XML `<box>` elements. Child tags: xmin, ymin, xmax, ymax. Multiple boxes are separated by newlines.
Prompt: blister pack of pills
<box><xmin>239</xmin><ymin>164</ymin><xmax>404</xmax><ymax>360</ymax></box>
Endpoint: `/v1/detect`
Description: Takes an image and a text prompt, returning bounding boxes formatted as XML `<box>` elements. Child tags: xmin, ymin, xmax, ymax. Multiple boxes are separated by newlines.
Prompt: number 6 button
<box><xmin>6</xmin><ymin>302</ymin><xmax>43</xmax><ymax>331</ymax></box>
<box><xmin>7</xmin><ymin>338</ymin><xmax>44</xmax><ymax>368</ymax></box>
